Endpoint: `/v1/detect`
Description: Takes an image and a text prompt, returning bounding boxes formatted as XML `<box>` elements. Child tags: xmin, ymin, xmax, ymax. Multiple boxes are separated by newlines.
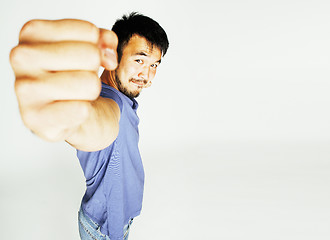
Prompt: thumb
<box><xmin>99</xmin><ymin>28</ymin><xmax>118</xmax><ymax>70</ymax></box>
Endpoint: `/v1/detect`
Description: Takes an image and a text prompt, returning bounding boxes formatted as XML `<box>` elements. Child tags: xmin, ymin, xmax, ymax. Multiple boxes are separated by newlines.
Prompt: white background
<box><xmin>1</xmin><ymin>0</ymin><xmax>330</xmax><ymax>239</ymax></box>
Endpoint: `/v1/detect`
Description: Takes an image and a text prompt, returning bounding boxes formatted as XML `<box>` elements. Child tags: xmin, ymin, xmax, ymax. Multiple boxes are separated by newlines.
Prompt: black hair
<box><xmin>112</xmin><ymin>12</ymin><xmax>169</xmax><ymax>62</ymax></box>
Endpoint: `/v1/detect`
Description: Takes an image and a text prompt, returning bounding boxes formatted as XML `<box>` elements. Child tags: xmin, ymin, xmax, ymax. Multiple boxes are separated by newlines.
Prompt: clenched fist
<box><xmin>10</xmin><ymin>19</ymin><xmax>118</xmax><ymax>144</ymax></box>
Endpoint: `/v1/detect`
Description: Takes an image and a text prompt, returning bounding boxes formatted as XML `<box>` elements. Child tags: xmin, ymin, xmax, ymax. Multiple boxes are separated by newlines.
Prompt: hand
<box><xmin>10</xmin><ymin>19</ymin><xmax>118</xmax><ymax>142</ymax></box>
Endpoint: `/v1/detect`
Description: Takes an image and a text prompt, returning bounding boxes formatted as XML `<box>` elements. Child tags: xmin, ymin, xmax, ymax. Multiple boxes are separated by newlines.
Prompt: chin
<box><xmin>123</xmin><ymin>88</ymin><xmax>141</xmax><ymax>99</ymax></box>
<box><xmin>131</xmin><ymin>90</ymin><xmax>142</xmax><ymax>98</ymax></box>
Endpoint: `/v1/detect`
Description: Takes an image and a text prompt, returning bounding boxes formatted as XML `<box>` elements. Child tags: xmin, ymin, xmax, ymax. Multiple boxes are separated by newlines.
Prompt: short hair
<box><xmin>112</xmin><ymin>12</ymin><xmax>169</xmax><ymax>62</ymax></box>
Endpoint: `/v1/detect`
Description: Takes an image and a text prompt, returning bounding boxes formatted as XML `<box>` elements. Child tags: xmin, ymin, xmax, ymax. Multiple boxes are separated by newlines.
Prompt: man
<box><xmin>10</xmin><ymin>12</ymin><xmax>169</xmax><ymax>240</ymax></box>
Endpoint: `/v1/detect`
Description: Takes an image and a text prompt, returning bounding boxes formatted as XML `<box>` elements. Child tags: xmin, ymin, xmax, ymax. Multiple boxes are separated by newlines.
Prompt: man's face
<box><xmin>115</xmin><ymin>35</ymin><xmax>162</xmax><ymax>98</ymax></box>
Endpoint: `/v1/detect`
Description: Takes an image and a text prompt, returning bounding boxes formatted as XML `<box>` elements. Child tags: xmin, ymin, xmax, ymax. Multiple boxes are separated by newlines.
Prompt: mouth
<box><xmin>130</xmin><ymin>79</ymin><xmax>147</xmax><ymax>88</ymax></box>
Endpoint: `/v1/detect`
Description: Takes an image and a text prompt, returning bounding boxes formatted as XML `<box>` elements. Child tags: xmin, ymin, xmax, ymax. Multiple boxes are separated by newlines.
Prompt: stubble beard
<box><xmin>115</xmin><ymin>73</ymin><xmax>142</xmax><ymax>99</ymax></box>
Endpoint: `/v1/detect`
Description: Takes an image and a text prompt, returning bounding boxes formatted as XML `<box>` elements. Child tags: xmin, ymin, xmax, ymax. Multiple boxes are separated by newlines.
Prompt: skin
<box><xmin>101</xmin><ymin>34</ymin><xmax>161</xmax><ymax>98</ymax></box>
<box><xmin>10</xmin><ymin>19</ymin><xmax>162</xmax><ymax>151</ymax></box>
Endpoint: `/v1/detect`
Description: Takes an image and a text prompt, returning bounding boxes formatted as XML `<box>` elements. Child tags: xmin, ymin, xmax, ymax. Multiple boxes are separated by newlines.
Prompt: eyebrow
<box><xmin>134</xmin><ymin>51</ymin><xmax>148</xmax><ymax>57</ymax></box>
<box><xmin>133</xmin><ymin>51</ymin><xmax>162</xmax><ymax>64</ymax></box>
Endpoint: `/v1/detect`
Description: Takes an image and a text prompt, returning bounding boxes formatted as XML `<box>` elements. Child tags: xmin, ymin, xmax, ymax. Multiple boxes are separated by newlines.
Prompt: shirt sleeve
<box><xmin>100</xmin><ymin>83</ymin><xmax>123</xmax><ymax>113</ymax></box>
<box><xmin>76</xmin><ymin>83</ymin><xmax>121</xmax><ymax>181</ymax></box>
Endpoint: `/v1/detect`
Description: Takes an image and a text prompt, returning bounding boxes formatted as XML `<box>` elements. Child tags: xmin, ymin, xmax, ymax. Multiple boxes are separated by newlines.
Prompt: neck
<box><xmin>101</xmin><ymin>70</ymin><xmax>119</xmax><ymax>91</ymax></box>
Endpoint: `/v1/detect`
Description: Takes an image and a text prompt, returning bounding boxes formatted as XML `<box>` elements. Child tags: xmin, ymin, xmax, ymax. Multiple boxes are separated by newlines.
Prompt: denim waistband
<box><xmin>79</xmin><ymin>206</ymin><xmax>134</xmax><ymax>239</ymax></box>
<box><xmin>79</xmin><ymin>206</ymin><xmax>101</xmax><ymax>229</ymax></box>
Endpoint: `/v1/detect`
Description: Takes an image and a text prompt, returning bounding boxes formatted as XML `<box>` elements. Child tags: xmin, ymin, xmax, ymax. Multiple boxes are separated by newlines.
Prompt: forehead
<box><xmin>122</xmin><ymin>35</ymin><xmax>162</xmax><ymax>58</ymax></box>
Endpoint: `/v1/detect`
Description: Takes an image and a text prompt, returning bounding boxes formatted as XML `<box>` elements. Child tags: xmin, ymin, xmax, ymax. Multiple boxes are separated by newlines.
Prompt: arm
<box><xmin>10</xmin><ymin>19</ymin><xmax>119</xmax><ymax>151</ymax></box>
<box><xmin>66</xmin><ymin>96</ymin><xmax>120</xmax><ymax>151</ymax></box>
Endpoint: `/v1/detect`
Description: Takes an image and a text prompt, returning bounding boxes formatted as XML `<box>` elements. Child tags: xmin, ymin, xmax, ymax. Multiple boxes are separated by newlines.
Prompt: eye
<box><xmin>151</xmin><ymin>63</ymin><xmax>159</xmax><ymax>68</ymax></box>
<box><xmin>135</xmin><ymin>59</ymin><xmax>143</xmax><ymax>64</ymax></box>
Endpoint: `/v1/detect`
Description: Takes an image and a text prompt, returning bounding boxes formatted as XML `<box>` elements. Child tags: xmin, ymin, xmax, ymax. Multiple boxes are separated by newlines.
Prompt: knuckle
<box><xmin>19</xmin><ymin>19</ymin><xmax>39</xmax><ymax>41</ymax></box>
<box><xmin>14</xmin><ymin>78</ymin><xmax>28</xmax><ymax>98</ymax></box>
<box><xmin>20</xmin><ymin>108</ymin><xmax>37</xmax><ymax>130</ymax></box>
<box><xmin>14</xmin><ymin>78</ymin><xmax>33</xmax><ymax>100</ymax></box>
<box><xmin>20</xmin><ymin>20</ymin><xmax>34</xmax><ymax>34</ymax></box>
<box><xmin>9</xmin><ymin>45</ymin><xmax>30</xmax><ymax>70</ymax></box>
<box><xmin>9</xmin><ymin>46</ymin><xmax>22</xmax><ymax>67</ymax></box>
<box><xmin>87</xmin><ymin>73</ymin><xmax>102</xmax><ymax>100</ymax></box>
<box><xmin>9</xmin><ymin>46</ymin><xmax>18</xmax><ymax>66</ymax></box>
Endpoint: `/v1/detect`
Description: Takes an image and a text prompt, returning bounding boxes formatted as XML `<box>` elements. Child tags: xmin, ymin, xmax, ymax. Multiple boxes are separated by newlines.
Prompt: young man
<box><xmin>10</xmin><ymin>13</ymin><xmax>169</xmax><ymax>240</ymax></box>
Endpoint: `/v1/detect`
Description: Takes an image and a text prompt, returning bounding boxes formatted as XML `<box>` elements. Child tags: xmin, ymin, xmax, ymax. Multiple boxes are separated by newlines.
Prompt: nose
<box><xmin>138</xmin><ymin>65</ymin><xmax>149</xmax><ymax>80</ymax></box>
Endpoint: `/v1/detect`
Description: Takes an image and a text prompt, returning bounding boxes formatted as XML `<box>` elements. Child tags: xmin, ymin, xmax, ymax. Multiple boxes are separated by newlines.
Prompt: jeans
<box><xmin>78</xmin><ymin>207</ymin><xmax>133</xmax><ymax>240</ymax></box>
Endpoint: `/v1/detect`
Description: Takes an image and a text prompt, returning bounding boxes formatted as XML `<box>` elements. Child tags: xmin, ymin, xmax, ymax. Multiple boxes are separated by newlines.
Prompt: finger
<box><xmin>15</xmin><ymin>71</ymin><xmax>101</xmax><ymax>106</ymax></box>
<box><xmin>99</xmin><ymin>29</ymin><xmax>118</xmax><ymax>70</ymax></box>
<box><xmin>10</xmin><ymin>42</ymin><xmax>100</xmax><ymax>77</ymax></box>
<box><xmin>21</xmin><ymin>100</ymin><xmax>91</xmax><ymax>141</ymax></box>
<box><xmin>19</xmin><ymin>19</ymin><xmax>99</xmax><ymax>44</ymax></box>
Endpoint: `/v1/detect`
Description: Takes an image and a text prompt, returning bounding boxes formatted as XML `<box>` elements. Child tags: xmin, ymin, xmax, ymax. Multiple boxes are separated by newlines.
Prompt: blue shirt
<box><xmin>77</xmin><ymin>83</ymin><xmax>144</xmax><ymax>240</ymax></box>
